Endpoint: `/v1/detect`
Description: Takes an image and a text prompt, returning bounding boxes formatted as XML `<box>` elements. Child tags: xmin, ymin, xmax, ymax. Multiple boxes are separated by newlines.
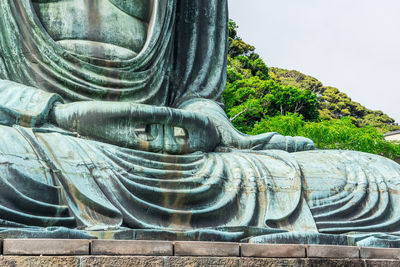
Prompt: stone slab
<box><xmin>360</xmin><ymin>247</ymin><xmax>400</xmax><ymax>259</ymax></box>
<box><xmin>174</xmin><ymin>241</ymin><xmax>240</xmax><ymax>257</ymax></box>
<box><xmin>307</xmin><ymin>245</ymin><xmax>360</xmax><ymax>258</ymax></box>
<box><xmin>0</xmin><ymin>256</ymin><xmax>370</xmax><ymax>267</ymax></box>
<box><xmin>241</xmin><ymin>244</ymin><xmax>306</xmax><ymax>258</ymax></box>
<box><xmin>91</xmin><ymin>240</ymin><xmax>173</xmax><ymax>256</ymax></box>
<box><xmin>3</xmin><ymin>239</ymin><xmax>90</xmax><ymax>255</ymax></box>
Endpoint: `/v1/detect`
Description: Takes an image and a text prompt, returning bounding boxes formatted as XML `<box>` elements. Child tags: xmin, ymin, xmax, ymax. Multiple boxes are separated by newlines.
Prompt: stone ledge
<box><xmin>91</xmin><ymin>240</ymin><xmax>173</xmax><ymax>256</ymax></box>
<box><xmin>174</xmin><ymin>241</ymin><xmax>240</xmax><ymax>257</ymax></box>
<box><xmin>360</xmin><ymin>247</ymin><xmax>400</xmax><ymax>259</ymax></box>
<box><xmin>307</xmin><ymin>245</ymin><xmax>360</xmax><ymax>258</ymax></box>
<box><xmin>0</xmin><ymin>239</ymin><xmax>400</xmax><ymax>260</ymax></box>
<box><xmin>241</xmin><ymin>244</ymin><xmax>306</xmax><ymax>258</ymax></box>
<box><xmin>3</xmin><ymin>239</ymin><xmax>90</xmax><ymax>255</ymax></box>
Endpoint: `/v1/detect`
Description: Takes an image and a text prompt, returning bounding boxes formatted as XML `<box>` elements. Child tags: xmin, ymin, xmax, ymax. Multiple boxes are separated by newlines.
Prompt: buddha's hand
<box><xmin>260</xmin><ymin>135</ymin><xmax>315</xmax><ymax>152</ymax></box>
<box><xmin>179</xmin><ymin>99</ymin><xmax>315</xmax><ymax>153</ymax></box>
<box><xmin>50</xmin><ymin>101</ymin><xmax>220</xmax><ymax>154</ymax></box>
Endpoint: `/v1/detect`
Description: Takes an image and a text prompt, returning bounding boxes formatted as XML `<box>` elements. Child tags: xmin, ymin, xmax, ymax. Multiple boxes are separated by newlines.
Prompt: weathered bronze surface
<box><xmin>0</xmin><ymin>0</ymin><xmax>400</xmax><ymax>247</ymax></box>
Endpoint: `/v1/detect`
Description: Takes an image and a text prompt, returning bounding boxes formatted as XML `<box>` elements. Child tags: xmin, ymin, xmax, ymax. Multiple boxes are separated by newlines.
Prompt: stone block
<box><xmin>174</xmin><ymin>241</ymin><xmax>240</xmax><ymax>257</ymax></box>
<box><xmin>307</xmin><ymin>245</ymin><xmax>360</xmax><ymax>258</ymax></box>
<box><xmin>78</xmin><ymin>256</ymin><xmax>164</xmax><ymax>267</ymax></box>
<box><xmin>0</xmin><ymin>256</ymin><xmax>80</xmax><ymax>267</ymax></box>
<box><xmin>3</xmin><ymin>239</ymin><xmax>90</xmax><ymax>255</ymax></box>
<box><xmin>241</xmin><ymin>244</ymin><xmax>306</xmax><ymax>258</ymax></box>
<box><xmin>240</xmin><ymin>258</ymin><xmax>364</xmax><ymax>267</ymax></box>
<box><xmin>91</xmin><ymin>240</ymin><xmax>173</xmax><ymax>256</ymax></box>
<box><xmin>364</xmin><ymin>259</ymin><xmax>400</xmax><ymax>267</ymax></box>
<box><xmin>164</xmin><ymin>256</ymin><xmax>240</xmax><ymax>267</ymax></box>
<box><xmin>360</xmin><ymin>247</ymin><xmax>400</xmax><ymax>259</ymax></box>
<box><xmin>0</xmin><ymin>256</ymin><xmax>164</xmax><ymax>267</ymax></box>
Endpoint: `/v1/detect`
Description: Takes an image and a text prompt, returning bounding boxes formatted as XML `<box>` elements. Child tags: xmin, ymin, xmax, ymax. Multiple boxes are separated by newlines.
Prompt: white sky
<box><xmin>228</xmin><ymin>0</ymin><xmax>400</xmax><ymax>123</ymax></box>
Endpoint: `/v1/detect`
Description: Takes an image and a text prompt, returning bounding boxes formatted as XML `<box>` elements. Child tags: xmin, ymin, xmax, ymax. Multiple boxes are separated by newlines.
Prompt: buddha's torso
<box><xmin>32</xmin><ymin>0</ymin><xmax>152</xmax><ymax>59</ymax></box>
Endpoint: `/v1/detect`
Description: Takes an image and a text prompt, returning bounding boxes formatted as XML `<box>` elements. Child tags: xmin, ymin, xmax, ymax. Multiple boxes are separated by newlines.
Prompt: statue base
<box><xmin>0</xmin><ymin>239</ymin><xmax>400</xmax><ymax>266</ymax></box>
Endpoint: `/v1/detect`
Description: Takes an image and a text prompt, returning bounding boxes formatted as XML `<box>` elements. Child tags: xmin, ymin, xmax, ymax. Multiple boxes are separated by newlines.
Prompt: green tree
<box><xmin>228</xmin><ymin>20</ymin><xmax>255</xmax><ymax>58</ymax></box>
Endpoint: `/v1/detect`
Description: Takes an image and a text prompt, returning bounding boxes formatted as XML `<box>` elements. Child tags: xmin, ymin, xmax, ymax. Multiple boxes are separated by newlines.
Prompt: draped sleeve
<box><xmin>171</xmin><ymin>0</ymin><xmax>228</xmax><ymax>107</ymax></box>
<box><xmin>0</xmin><ymin>80</ymin><xmax>62</xmax><ymax>127</ymax></box>
<box><xmin>0</xmin><ymin>56</ymin><xmax>7</xmax><ymax>80</ymax></box>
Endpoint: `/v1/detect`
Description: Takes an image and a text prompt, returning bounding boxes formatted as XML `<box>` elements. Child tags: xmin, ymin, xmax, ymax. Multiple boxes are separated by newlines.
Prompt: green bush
<box><xmin>251</xmin><ymin>114</ymin><xmax>400</xmax><ymax>159</ymax></box>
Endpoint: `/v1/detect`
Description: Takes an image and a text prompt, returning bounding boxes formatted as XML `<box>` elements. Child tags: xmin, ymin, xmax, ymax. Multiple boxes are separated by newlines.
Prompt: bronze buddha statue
<box><xmin>0</xmin><ymin>0</ymin><xmax>399</xmax><ymax>247</ymax></box>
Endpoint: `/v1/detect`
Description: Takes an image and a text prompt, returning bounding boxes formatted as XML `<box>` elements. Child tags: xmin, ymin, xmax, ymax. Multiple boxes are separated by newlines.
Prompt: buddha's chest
<box><xmin>33</xmin><ymin>0</ymin><xmax>151</xmax><ymax>21</ymax></box>
<box><xmin>32</xmin><ymin>0</ymin><xmax>152</xmax><ymax>59</ymax></box>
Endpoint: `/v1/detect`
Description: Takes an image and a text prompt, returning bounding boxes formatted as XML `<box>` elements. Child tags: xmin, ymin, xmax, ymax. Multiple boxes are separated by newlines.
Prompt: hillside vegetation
<box><xmin>224</xmin><ymin>21</ymin><xmax>400</xmax><ymax>159</ymax></box>
<box><xmin>270</xmin><ymin>68</ymin><xmax>400</xmax><ymax>132</ymax></box>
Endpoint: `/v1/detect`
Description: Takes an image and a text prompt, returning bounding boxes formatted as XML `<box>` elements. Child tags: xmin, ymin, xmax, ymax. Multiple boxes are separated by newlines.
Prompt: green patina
<box><xmin>0</xmin><ymin>0</ymin><xmax>399</xmax><ymax>248</ymax></box>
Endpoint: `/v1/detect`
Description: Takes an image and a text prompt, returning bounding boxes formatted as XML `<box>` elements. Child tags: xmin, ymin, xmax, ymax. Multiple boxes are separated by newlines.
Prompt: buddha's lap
<box><xmin>0</xmin><ymin>123</ymin><xmax>399</xmax><ymax>193</ymax></box>
<box><xmin>293</xmin><ymin>149</ymin><xmax>400</xmax><ymax>222</ymax></box>
<box><xmin>0</xmin><ymin>124</ymin><xmax>400</xmax><ymax>232</ymax></box>
<box><xmin>293</xmin><ymin>149</ymin><xmax>400</xmax><ymax>190</ymax></box>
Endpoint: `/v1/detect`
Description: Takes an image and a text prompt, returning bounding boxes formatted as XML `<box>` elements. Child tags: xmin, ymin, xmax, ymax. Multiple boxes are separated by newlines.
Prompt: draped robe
<box><xmin>1</xmin><ymin>0</ymin><xmax>400</xmax><ymax>247</ymax></box>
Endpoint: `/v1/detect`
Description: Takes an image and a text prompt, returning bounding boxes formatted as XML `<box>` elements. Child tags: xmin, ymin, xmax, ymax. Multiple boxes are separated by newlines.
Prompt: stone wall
<box><xmin>2</xmin><ymin>256</ymin><xmax>400</xmax><ymax>267</ymax></box>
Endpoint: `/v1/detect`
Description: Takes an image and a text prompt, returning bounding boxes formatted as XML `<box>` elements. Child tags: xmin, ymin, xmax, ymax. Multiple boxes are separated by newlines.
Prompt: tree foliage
<box><xmin>270</xmin><ymin>68</ymin><xmax>400</xmax><ymax>132</ymax></box>
<box><xmin>224</xmin><ymin>20</ymin><xmax>400</xmax><ymax>160</ymax></box>
<box><xmin>224</xmin><ymin>77</ymin><xmax>318</xmax><ymax>133</ymax></box>
<box><xmin>225</xmin><ymin>21</ymin><xmax>318</xmax><ymax>133</ymax></box>
<box><xmin>228</xmin><ymin>20</ymin><xmax>255</xmax><ymax>58</ymax></box>
<box><xmin>251</xmin><ymin>114</ymin><xmax>400</xmax><ymax>160</ymax></box>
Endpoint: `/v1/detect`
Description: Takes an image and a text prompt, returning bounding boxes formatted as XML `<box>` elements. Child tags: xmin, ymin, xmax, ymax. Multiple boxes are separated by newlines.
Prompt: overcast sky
<box><xmin>228</xmin><ymin>0</ymin><xmax>400</xmax><ymax>124</ymax></box>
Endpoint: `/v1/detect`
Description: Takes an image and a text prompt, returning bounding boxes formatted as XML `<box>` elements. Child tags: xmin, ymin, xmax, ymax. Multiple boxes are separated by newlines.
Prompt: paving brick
<box><xmin>360</xmin><ymin>247</ymin><xmax>400</xmax><ymax>259</ymax></box>
<box><xmin>174</xmin><ymin>241</ymin><xmax>240</xmax><ymax>257</ymax></box>
<box><xmin>91</xmin><ymin>240</ymin><xmax>173</xmax><ymax>256</ymax></box>
<box><xmin>241</xmin><ymin>244</ymin><xmax>306</xmax><ymax>258</ymax></box>
<box><xmin>307</xmin><ymin>245</ymin><xmax>359</xmax><ymax>258</ymax></box>
<box><xmin>3</xmin><ymin>239</ymin><xmax>89</xmax><ymax>255</ymax></box>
